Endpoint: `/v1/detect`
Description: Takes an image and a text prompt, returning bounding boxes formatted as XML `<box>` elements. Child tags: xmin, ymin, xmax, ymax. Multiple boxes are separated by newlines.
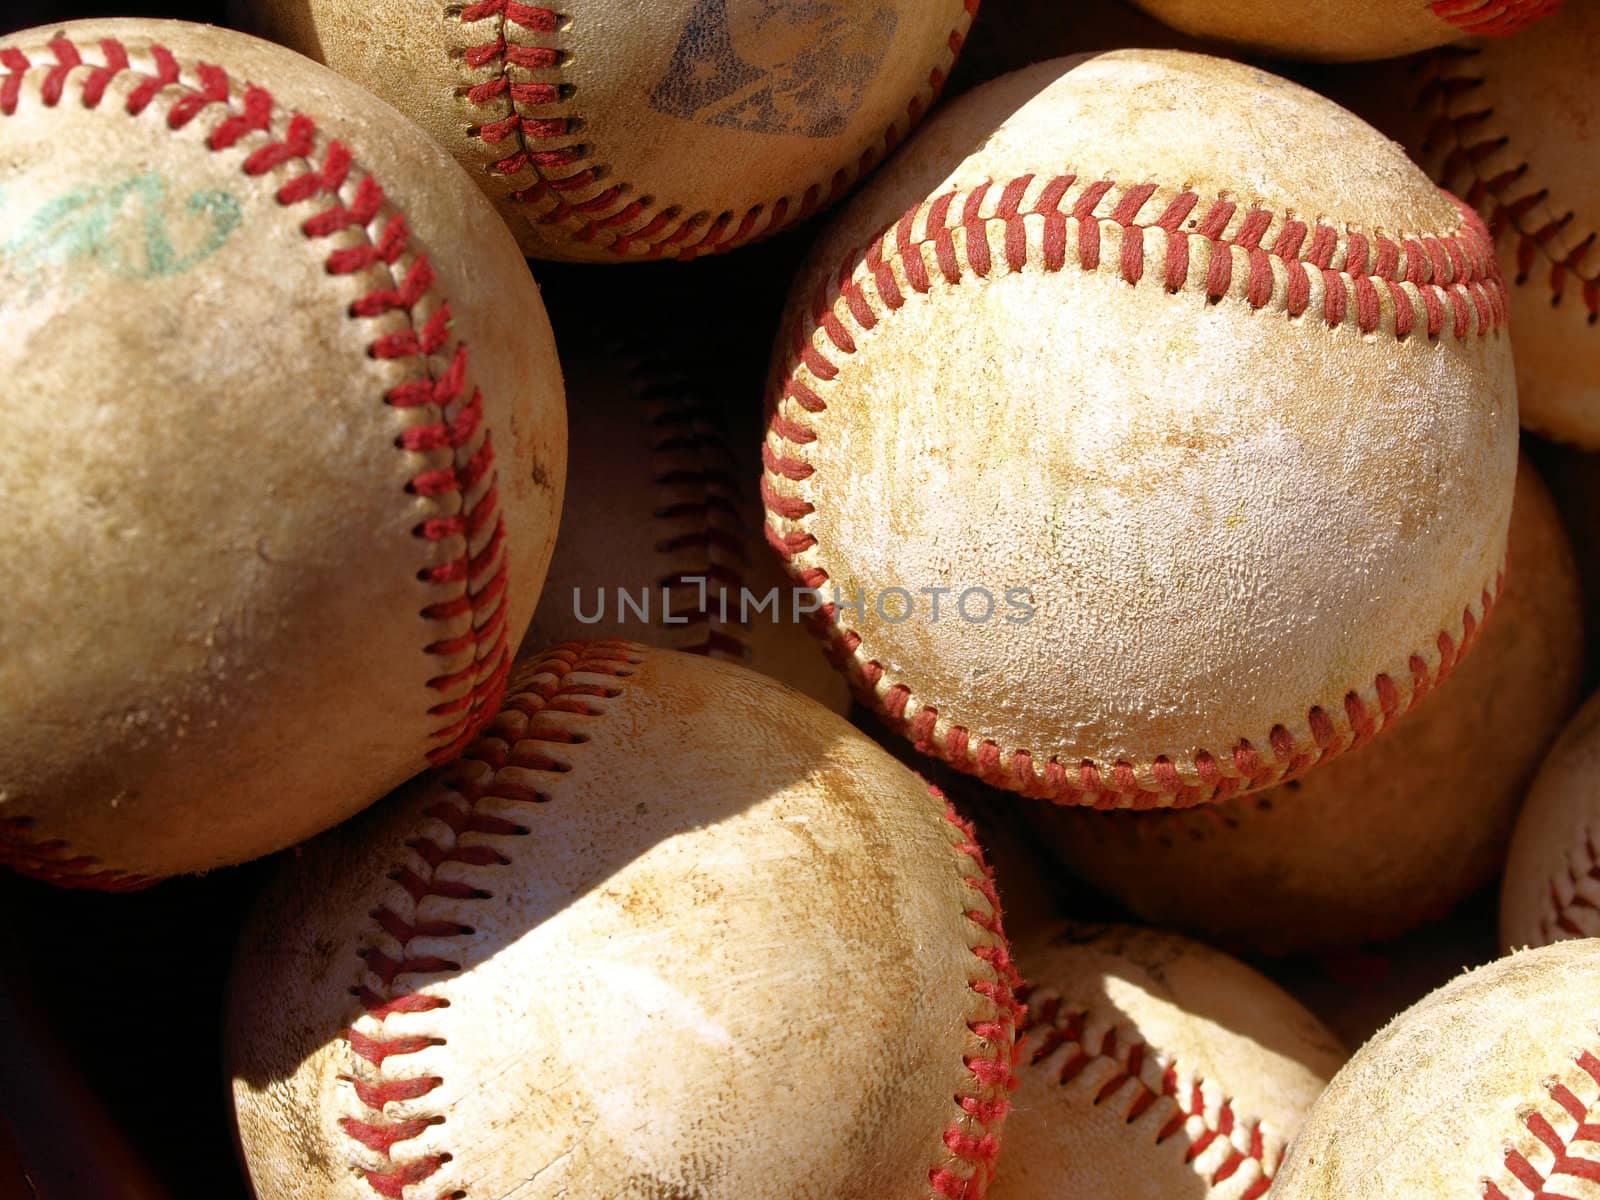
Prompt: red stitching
<box><xmin>1429</xmin><ymin>0</ymin><xmax>1565</xmax><ymax>37</ymax></box>
<box><xmin>456</xmin><ymin>2</ymin><xmax>979</xmax><ymax>258</ymax></box>
<box><xmin>1538</xmin><ymin>826</ymin><xmax>1600</xmax><ymax>945</ymax></box>
<box><xmin>340</xmin><ymin>641</ymin><xmax>639</xmax><ymax>1199</ymax></box>
<box><xmin>1018</xmin><ymin>987</ymin><xmax>1282</xmax><ymax>1197</ymax></box>
<box><xmin>1416</xmin><ymin>47</ymin><xmax>1599</xmax><ymax>327</ymax></box>
<box><xmin>630</xmin><ymin>352</ymin><xmax>758</xmax><ymax>659</ymax></box>
<box><xmin>340</xmin><ymin>648</ymin><xmax>1016</xmax><ymax>1199</ymax></box>
<box><xmin>762</xmin><ymin>172</ymin><xmax>1508</xmax><ymax>807</ymax></box>
<box><xmin>0</xmin><ymin>34</ymin><xmax>515</xmax><ymax>886</ymax></box>
<box><xmin>930</xmin><ymin>799</ymin><xmax>1023</xmax><ymax>1200</ymax></box>
<box><xmin>0</xmin><ymin>818</ymin><xmax>153</xmax><ymax>892</ymax></box>
<box><xmin>1482</xmin><ymin>1050</ymin><xmax>1600</xmax><ymax>1199</ymax></box>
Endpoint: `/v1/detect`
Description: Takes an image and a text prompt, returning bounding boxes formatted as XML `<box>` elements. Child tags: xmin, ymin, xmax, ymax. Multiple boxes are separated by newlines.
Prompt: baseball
<box><xmin>234</xmin><ymin>0</ymin><xmax>977</xmax><ymax>261</ymax></box>
<box><xmin>1024</xmin><ymin>457</ymin><xmax>1583</xmax><ymax>954</ymax></box>
<box><xmin>1404</xmin><ymin>1</ymin><xmax>1600</xmax><ymax>447</ymax></box>
<box><xmin>1272</xmin><ymin>939</ymin><xmax>1600</xmax><ymax>1199</ymax></box>
<box><xmin>519</xmin><ymin>336</ymin><xmax>848</xmax><ymax>711</ymax></box>
<box><xmin>762</xmin><ymin>50</ymin><xmax>1517</xmax><ymax>808</ymax></box>
<box><xmin>1124</xmin><ymin>0</ymin><xmax>1560</xmax><ymax>62</ymax></box>
<box><xmin>227</xmin><ymin>642</ymin><xmax>1022</xmax><ymax>1200</ymax></box>
<box><xmin>991</xmin><ymin>924</ymin><xmax>1346</xmax><ymax>1200</ymax></box>
<box><xmin>1501</xmin><ymin>688</ymin><xmax>1600</xmax><ymax>950</ymax></box>
<box><xmin>0</xmin><ymin>20</ymin><xmax>566</xmax><ymax>889</ymax></box>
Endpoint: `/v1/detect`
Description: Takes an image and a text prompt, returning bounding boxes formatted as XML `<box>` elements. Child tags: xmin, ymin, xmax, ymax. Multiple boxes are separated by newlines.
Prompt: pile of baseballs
<box><xmin>1</xmin><ymin>0</ymin><xmax>1596</xmax><ymax>1196</ymax></box>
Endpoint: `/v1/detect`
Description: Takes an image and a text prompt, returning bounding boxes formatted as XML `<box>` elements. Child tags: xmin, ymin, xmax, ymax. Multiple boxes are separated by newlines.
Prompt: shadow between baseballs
<box><xmin>1032</xmin><ymin>920</ymin><xmax>1355</xmax><ymax>1077</ymax></box>
<box><xmin>852</xmin><ymin>709</ymin><xmax>1346</xmax><ymax>1080</ymax></box>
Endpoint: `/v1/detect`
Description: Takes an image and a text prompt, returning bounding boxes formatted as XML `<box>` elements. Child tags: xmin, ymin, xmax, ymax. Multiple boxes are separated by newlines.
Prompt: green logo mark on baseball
<box><xmin>0</xmin><ymin>173</ymin><xmax>242</xmax><ymax>283</ymax></box>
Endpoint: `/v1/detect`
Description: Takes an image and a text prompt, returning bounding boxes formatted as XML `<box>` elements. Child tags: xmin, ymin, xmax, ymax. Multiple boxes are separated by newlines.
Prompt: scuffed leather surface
<box><xmin>0</xmin><ymin>20</ymin><xmax>566</xmax><ymax>881</ymax></box>
<box><xmin>1501</xmin><ymin>684</ymin><xmax>1600</xmax><ymax>951</ymax></box>
<box><xmin>235</xmin><ymin>0</ymin><xmax>971</xmax><ymax>260</ymax></box>
<box><xmin>228</xmin><ymin>646</ymin><xmax>1012</xmax><ymax>1200</ymax></box>
<box><xmin>1030</xmin><ymin>459</ymin><xmax>1583</xmax><ymax>953</ymax></box>
<box><xmin>766</xmin><ymin>51</ymin><xmax>1517</xmax><ymax>801</ymax></box>
<box><xmin>1273</xmin><ymin>940</ymin><xmax>1600</xmax><ymax>1199</ymax></box>
<box><xmin>1402</xmin><ymin>4</ymin><xmax>1600</xmax><ymax>447</ymax></box>
<box><xmin>992</xmin><ymin>924</ymin><xmax>1345</xmax><ymax>1200</ymax></box>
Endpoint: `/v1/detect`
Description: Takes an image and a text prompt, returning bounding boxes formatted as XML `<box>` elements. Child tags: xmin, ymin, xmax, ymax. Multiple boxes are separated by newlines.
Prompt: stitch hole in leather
<box><xmin>538</xmin><ymin>731</ymin><xmax>590</xmax><ymax>746</ymax></box>
<box><xmin>361</xmin><ymin>939</ymin><xmax>466</xmax><ymax>969</ymax></box>
<box><xmin>387</xmin><ymin>867</ymin><xmax>490</xmax><ymax>899</ymax></box>
<box><xmin>346</xmin><ymin>989</ymin><xmax>455</xmax><ymax>1010</ymax></box>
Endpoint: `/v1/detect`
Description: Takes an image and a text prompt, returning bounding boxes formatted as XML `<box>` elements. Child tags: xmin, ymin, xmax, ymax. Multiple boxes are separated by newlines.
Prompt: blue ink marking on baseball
<box><xmin>649</xmin><ymin>0</ymin><xmax>899</xmax><ymax>138</ymax></box>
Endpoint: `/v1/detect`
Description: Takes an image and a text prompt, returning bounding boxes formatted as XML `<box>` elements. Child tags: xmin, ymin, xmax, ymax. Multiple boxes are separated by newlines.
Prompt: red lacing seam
<box><xmin>1417</xmin><ymin>51</ymin><xmax>1599</xmax><ymax>326</ymax></box>
<box><xmin>1538</xmin><ymin>826</ymin><xmax>1600</xmax><ymax>944</ymax></box>
<box><xmin>340</xmin><ymin>641</ymin><xmax>639</xmax><ymax>1199</ymax></box>
<box><xmin>929</xmin><ymin>800</ymin><xmax>1023</xmax><ymax>1200</ymax></box>
<box><xmin>0</xmin><ymin>818</ymin><xmax>152</xmax><ymax>892</ymax></box>
<box><xmin>760</xmin><ymin>172</ymin><xmax>1507</xmax><ymax>807</ymax></box>
<box><xmin>1482</xmin><ymin>1050</ymin><xmax>1600</xmax><ymax>1199</ymax></box>
<box><xmin>1429</xmin><ymin>0</ymin><xmax>1565</xmax><ymax>37</ymax></box>
<box><xmin>1017</xmin><ymin>988</ymin><xmax>1280</xmax><ymax>1198</ymax></box>
<box><xmin>456</xmin><ymin>0</ymin><xmax>980</xmax><ymax>259</ymax></box>
<box><xmin>0</xmin><ymin>36</ymin><xmax>511</xmax><ymax>794</ymax></box>
<box><xmin>635</xmin><ymin>357</ymin><xmax>756</xmax><ymax>659</ymax></box>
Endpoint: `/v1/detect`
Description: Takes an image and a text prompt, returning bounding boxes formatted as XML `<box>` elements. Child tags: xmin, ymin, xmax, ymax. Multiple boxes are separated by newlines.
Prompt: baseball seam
<box><xmin>0</xmin><ymin>34</ymin><xmax>515</xmax><ymax>887</ymax></box>
<box><xmin>335</xmin><ymin>643</ymin><xmax>1022</xmax><ymax>1200</ymax></box>
<box><xmin>1416</xmin><ymin>48</ymin><xmax>1599</xmax><ymax>325</ymax></box>
<box><xmin>1020</xmin><ymin>987</ymin><xmax>1283</xmax><ymax>1198</ymax></box>
<box><xmin>338</xmin><ymin>640</ymin><xmax>641</xmax><ymax>1199</ymax></box>
<box><xmin>454</xmin><ymin>0</ymin><xmax>980</xmax><ymax>259</ymax></box>
<box><xmin>1427</xmin><ymin>0</ymin><xmax>1565</xmax><ymax>38</ymax></box>
<box><xmin>932</xmin><ymin>801</ymin><xmax>1025</xmax><ymax>1200</ymax></box>
<box><xmin>632</xmin><ymin>350</ymin><xmax>757</xmax><ymax>659</ymax></box>
<box><xmin>762</xmin><ymin>172</ymin><xmax>1507</xmax><ymax>807</ymax></box>
<box><xmin>1482</xmin><ymin>1048</ymin><xmax>1600</xmax><ymax>1199</ymax></box>
<box><xmin>1538</xmin><ymin>825</ymin><xmax>1600</xmax><ymax>945</ymax></box>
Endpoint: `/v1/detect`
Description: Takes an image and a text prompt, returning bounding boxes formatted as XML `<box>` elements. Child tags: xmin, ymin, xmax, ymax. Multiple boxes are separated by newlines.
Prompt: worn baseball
<box><xmin>991</xmin><ymin>924</ymin><xmax>1346</xmax><ymax>1200</ymax></box>
<box><xmin>1026</xmin><ymin>458</ymin><xmax>1583</xmax><ymax>954</ymax></box>
<box><xmin>519</xmin><ymin>339</ymin><xmax>848</xmax><ymax>711</ymax></box>
<box><xmin>227</xmin><ymin>643</ymin><xmax>1022</xmax><ymax>1200</ymax></box>
<box><xmin>1403</xmin><ymin>2</ymin><xmax>1600</xmax><ymax>447</ymax></box>
<box><xmin>763</xmin><ymin>51</ymin><xmax>1517</xmax><ymax>808</ymax></box>
<box><xmin>0</xmin><ymin>20</ymin><xmax>566</xmax><ymax>889</ymax></box>
<box><xmin>1125</xmin><ymin>0</ymin><xmax>1560</xmax><ymax>61</ymax></box>
<box><xmin>235</xmin><ymin>0</ymin><xmax>976</xmax><ymax>262</ymax></box>
<box><xmin>1273</xmin><ymin>939</ymin><xmax>1600</xmax><ymax>1199</ymax></box>
<box><xmin>1502</xmin><ymin>688</ymin><xmax>1600</xmax><ymax>950</ymax></box>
